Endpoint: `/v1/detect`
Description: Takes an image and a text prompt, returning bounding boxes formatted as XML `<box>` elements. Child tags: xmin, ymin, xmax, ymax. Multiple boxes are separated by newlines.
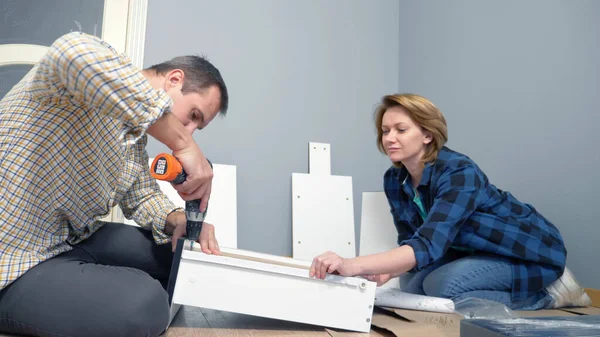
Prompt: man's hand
<box><xmin>364</xmin><ymin>273</ymin><xmax>395</xmax><ymax>287</ymax></box>
<box><xmin>171</xmin><ymin>145</ymin><xmax>213</xmax><ymax>212</ymax></box>
<box><xmin>309</xmin><ymin>251</ymin><xmax>360</xmax><ymax>280</ymax></box>
<box><xmin>146</xmin><ymin>112</ymin><xmax>213</xmax><ymax>212</ymax></box>
<box><xmin>167</xmin><ymin>212</ymin><xmax>220</xmax><ymax>254</ymax></box>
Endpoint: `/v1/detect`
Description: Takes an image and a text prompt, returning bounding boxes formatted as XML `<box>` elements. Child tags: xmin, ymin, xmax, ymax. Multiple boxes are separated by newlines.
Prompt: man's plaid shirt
<box><xmin>384</xmin><ymin>146</ymin><xmax>566</xmax><ymax>302</ymax></box>
<box><xmin>0</xmin><ymin>32</ymin><xmax>181</xmax><ymax>290</ymax></box>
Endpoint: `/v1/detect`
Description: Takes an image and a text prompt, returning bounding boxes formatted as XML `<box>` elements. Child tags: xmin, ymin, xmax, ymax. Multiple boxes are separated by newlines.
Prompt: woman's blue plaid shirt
<box><xmin>384</xmin><ymin>146</ymin><xmax>566</xmax><ymax>302</ymax></box>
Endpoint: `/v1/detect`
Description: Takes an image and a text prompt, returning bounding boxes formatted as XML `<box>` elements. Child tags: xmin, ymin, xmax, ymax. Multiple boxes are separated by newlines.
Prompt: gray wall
<box><xmin>397</xmin><ymin>0</ymin><xmax>600</xmax><ymax>288</ymax></box>
<box><xmin>144</xmin><ymin>1</ymin><xmax>399</xmax><ymax>256</ymax></box>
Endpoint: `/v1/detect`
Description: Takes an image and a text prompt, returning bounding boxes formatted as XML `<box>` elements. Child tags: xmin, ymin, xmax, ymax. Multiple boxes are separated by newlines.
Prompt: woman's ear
<box><xmin>423</xmin><ymin>130</ymin><xmax>433</xmax><ymax>145</ymax></box>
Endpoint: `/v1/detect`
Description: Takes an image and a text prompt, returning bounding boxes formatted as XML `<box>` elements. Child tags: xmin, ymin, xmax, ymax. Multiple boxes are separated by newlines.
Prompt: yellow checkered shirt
<box><xmin>0</xmin><ymin>32</ymin><xmax>181</xmax><ymax>290</ymax></box>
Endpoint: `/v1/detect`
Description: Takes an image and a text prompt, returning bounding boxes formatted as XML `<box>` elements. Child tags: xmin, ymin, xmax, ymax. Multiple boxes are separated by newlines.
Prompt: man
<box><xmin>0</xmin><ymin>31</ymin><xmax>228</xmax><ymax>337</ymax></box>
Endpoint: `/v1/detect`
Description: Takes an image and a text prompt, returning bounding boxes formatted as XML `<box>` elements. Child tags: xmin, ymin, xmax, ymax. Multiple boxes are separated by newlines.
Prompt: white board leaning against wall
<box><xmin>292</xmin><ymin>142</ymin><xmax>357</xmax><ymax>261</ymax></box>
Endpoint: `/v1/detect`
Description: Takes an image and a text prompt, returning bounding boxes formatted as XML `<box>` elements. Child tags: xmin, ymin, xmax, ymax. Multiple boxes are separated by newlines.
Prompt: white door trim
<box><xmin>0</xmin><ymin>44</ymin><xmax>48</xmax><ymax>66</ymax></box>
<box><xmin>125</xmin><ymin>0</ymin><xmax>149</xmax><ymax>69</ymax></box>
<box><xmin>102</xmin><ymin>0</ymin><xmax>148</xmax><ymax>69</ymax></box>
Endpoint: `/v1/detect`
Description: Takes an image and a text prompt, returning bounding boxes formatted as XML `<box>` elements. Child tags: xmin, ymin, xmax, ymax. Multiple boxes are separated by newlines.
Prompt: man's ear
<box><xmin>164</xmin><ymin>69</ymin><xmax>185</xmax><ymax>90</ymax></box>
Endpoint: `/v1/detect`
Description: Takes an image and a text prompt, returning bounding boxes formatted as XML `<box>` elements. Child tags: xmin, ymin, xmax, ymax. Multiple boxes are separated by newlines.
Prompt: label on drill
<box><xmin>154</xmin><ymin>158</ymin><xmax>167</xmax><ymax>175</ymax></box>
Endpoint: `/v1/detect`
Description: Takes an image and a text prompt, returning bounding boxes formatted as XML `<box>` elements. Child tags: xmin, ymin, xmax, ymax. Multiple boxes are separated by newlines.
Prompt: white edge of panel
<box><xmin>308</xmin><ymin>141</ymin><xmax>331</xmax><ymax>175</ymax></box>
<box><xmin>181</xmin><ymin>244</ymin><xmax>374</xmax><ymax>290</ymax></box>
<box><xmin>0</xmin><ymin>44</ymin><xmax>48</xmax><ymax>66</ymax></box>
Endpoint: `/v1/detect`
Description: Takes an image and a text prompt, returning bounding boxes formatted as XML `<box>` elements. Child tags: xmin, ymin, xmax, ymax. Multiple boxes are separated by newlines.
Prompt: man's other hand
<box><xmin>170</xmin><ymin>213</ymin><xmax>220</xmax><ymax>255</ymax></box>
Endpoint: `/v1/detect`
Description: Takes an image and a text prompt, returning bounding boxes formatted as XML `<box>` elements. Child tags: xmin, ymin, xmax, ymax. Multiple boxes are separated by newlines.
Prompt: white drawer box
<box><xmin>166</xmin><ymin>239</ymin><xmax>376</xmax><ymax>332</ymax></box>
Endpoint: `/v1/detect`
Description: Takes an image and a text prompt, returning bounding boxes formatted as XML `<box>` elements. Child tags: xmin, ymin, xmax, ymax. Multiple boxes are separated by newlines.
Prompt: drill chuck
<box><xmin>185</xmin><ymin>199</ymin><xmax>204</xmax><ymax>242</ymax></box>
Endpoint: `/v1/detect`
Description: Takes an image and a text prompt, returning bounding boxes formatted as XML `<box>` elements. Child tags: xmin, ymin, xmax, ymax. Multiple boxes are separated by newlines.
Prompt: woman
<box><xmin>309</xmin><ymin>93</ymin><xmax>589</xmax><ymax>310</ymax></box>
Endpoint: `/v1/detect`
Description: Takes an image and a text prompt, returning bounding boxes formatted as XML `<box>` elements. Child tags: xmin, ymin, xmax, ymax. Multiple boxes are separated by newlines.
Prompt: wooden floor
<box><xmin>165</xmin><ymin>306</ymin><xmax>331</xmax><ymax>337</ymax></box>
<box><xmin>0</xmin><ymin>306</ymin><xmax>392</xmax><ymax>337</ymax></box>
<box><xmin>164</xmin><ymin>306</ymin><xmax>393</xmax><ymax>337</ymax></box>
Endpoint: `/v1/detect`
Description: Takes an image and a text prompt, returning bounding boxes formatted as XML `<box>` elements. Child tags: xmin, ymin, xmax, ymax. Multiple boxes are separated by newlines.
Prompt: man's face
<box><xmin>162</xmin><ymin>70</ymin><xmax>222</xmax><ymax>134</ymax></box>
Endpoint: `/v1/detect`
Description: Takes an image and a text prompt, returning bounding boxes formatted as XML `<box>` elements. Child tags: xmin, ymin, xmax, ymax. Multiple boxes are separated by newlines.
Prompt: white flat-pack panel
<box><xmin>123</xmin><ymin>160</ymin><xmax>237</xmax><ymax>249</ymax></box>
<box><xmin>359</xmin><ymin>192</ymin><xmax>400</xmax><ymax>289</ymax></box>
<box><xmin>203</xmin><ymin>164</ymin><xmax>237</xmax><ymax>249</ymax></box>
<box><xmin>358</xmin><ymin>192</ymin><xmax>398</xmax><ymax>256</ymax></box>
<box><xmin>309</xmin><ymin>142</ymin><xmax>331</xmax><ymax>175</ymax></box>
<box><xmin>171</xmin><ymin>243</ymin><xmax>376</xmax><ymax>332</ymax></box>
<box><xmin>292</xmin><ymin>173</ymin><xmax>356</xmax><ymax>261</ymax></box>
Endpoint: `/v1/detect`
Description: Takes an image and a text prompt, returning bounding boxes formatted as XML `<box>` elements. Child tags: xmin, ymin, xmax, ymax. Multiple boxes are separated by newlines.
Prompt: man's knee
<box><xmin>111</xmin><ymin>279</ymin><xmax>170</xmax><ymax>337</ymax></box>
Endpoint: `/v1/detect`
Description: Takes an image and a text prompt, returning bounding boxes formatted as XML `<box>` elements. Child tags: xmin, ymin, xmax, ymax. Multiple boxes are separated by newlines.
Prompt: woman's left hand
<box><xmin>309</xmin><ymin>251</ymin><xmax>359</xmax><ymax>279</ymax></box>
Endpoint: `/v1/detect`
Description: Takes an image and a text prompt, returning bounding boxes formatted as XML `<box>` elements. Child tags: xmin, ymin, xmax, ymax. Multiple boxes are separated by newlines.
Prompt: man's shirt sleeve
<box><xmin>119</xmin><ymin>139</ymin><xmax>183</xmax><ymax>244</ymax></box>
<box><xmin>30</xmin><ymin>31</ymin><xmax>172</xmax><ymax>145</ymax></box>
<box><xmin>400</xmin><ymin>164</ymin><xmax>482</xmax><ymax>271</ymax></box>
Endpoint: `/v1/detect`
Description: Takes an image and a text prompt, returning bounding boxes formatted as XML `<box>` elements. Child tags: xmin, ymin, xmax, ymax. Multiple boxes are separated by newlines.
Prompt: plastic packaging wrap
<box><xmin>453</xmin><ymin>297</ymin><xmax>600</xmax><ymax>337</ymax></box>
<box><xmin>449</xmin><ymin>298</ymin><xmax>517</xmax><ymax>320</ymax></box>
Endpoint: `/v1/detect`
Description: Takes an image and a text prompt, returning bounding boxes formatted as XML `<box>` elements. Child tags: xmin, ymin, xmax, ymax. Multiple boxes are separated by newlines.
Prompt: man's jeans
<box><xmin>399</xmin><ymin>250</ymin><xmax>555</xmax><ymax>310</ymax></box>
<box><xmin>0</xmin><ymin>222</ymin><xmax>175</xmax><ymax>337</ymax></box>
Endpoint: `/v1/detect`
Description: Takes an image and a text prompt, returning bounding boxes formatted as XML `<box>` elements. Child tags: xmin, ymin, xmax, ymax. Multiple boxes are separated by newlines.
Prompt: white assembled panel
<box><xmin>359</xmin><ymin>192</ymin><xmax>401</xmax><ymax>289</ymax></box>
<box><xmin>170</xmin><ymin>243</ymin><xmax>376</xmax><ymax>332</ymax></box>
<box><xmin>292</xmin><ymin>173</ymin><xmax>356</xmax><ymax>261</ymax></box>
<box><xmin>309</xmin><ymin>142</ymin><xmax>331</xmax><ymax>175</ymax></box>
<box><xmin>203</xmin><ymin>164</ymin><xmax>237</xmax><ymax>249</ymax></box>
<box><xmin>359</xmin><ymin>192</ymin><xmax>398</xmax><ymax>255</ymax></box>
<box><xmin>124</xmin><ymin>160</ymin><xmax>237</xmax><ymax>249</ymax></box>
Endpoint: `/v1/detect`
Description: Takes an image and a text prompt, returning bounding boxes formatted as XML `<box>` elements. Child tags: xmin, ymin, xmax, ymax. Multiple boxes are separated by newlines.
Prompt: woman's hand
<box><xmin>309</xmin><ymin>251</ymin><xmax>360</xmax><ymax>279</ymax></box>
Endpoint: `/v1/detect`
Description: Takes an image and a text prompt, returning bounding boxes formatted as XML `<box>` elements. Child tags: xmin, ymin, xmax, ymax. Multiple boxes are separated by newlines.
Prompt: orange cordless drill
<box><xmin>150</xmin><ymin>153</ymin><xmax>212</xmax><ymax>247</ymax></box>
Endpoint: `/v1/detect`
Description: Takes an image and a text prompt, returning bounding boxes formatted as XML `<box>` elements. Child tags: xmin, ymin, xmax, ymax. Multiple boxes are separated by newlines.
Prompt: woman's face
<box><xmin>381</xmin><ymin>106</ymin><xmax>432</xmax><ymax>165</ymax></box>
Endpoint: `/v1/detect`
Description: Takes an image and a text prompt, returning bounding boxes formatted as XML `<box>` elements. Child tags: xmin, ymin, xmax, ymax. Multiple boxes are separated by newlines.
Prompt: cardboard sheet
<box><xmin>585</xmin><ymin>288</ymin><xmax>600</xmax><ymax>307</ymax></box>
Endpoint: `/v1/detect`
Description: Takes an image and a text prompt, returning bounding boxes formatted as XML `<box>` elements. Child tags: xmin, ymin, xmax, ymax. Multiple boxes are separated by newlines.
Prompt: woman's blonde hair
<box><xmin>374</xmin><ymin>93</ymin><xmax>448</xmax><ymax>168</ymax></box>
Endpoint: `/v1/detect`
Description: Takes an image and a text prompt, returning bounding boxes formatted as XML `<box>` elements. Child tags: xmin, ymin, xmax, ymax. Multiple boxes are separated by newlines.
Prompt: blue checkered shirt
<box><xmin>384</xmin><ymin>146</ymin><xmax>566</xmax><ymax>302</ymax></box>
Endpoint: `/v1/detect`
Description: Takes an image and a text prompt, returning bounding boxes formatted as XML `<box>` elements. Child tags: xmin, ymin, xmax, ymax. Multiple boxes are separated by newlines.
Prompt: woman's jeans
<box><xmin>399</xmin><ymin>249</ymin><xmax>555</xmax><ymax>310</ymax></box>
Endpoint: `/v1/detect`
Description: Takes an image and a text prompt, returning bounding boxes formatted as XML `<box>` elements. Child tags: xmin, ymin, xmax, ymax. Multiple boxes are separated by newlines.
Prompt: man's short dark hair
<box><xmin>146</xmin><ymin>55</ymin><xmax>229</xmax><ymax>115</ymax></box>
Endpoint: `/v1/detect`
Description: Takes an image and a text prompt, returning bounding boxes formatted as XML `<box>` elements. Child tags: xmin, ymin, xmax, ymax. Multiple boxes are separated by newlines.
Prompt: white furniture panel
<box><xmin>292</xmin><ymin>173</ymin><xmax>356</xmax><ymax>261</ymax></box>
<box><xmin>358</xmin><ymin>191</ymin><xmax>400</xmax><ymax>289</ymax></box>
<box><xmin>168</xmin><ymin>241</ymin><xmax>376</xmax><ymax>332</ymax></box>
<box><xmin>309</xmin><ymin>141</ymin><xmax>331</xmax><ymax>175</ymax></box>
<box><xmin>292</xmin><ymin>142</ymin><xmax>356</xmax><ymax>261</ymax></box>
<box><xmin>359</xmin><ymin>192</ymin><xmax>397</xmax><ymax>256</ymax></box>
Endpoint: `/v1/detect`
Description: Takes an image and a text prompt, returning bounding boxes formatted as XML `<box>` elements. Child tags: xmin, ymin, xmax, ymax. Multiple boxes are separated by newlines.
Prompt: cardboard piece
<box><xmin>380</xmin><ymin>308</ymin><xmax>461</xmax><ymax>337</ymax></box>
<box><xmin>559</xmin><ymin>306</ymin><xmax>600</xmax><ymax>315</ymax></box>
<box><xmin>325</xmin><ymin>326</ymin><xmax>393</xmax><ymax>337</ymax></box>
<box><xmin>584</xmin><ymin>288</ymin><xmax>600</xmax><ymax>308</ymax></box>
<box><xmin>371</xmin><ymin>311</ymin><xmax>446</xmax><ymax>337</ymax></box>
